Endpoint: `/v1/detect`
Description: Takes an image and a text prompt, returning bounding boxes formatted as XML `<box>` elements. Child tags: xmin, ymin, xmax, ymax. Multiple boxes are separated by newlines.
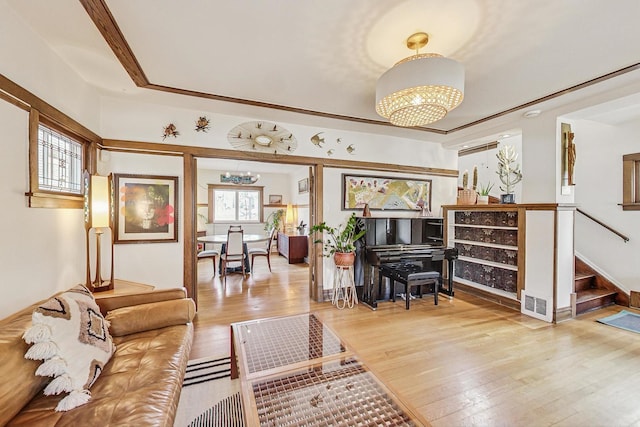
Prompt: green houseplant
<box><xmin>264</xmin><ymin>208</ymin><xmax>285</xmax><ymax>232</ymax></box>
<box><xmin>309</xmin><ymin>213</ymin><xmax>366</xmax><ymax>266</ymax></box>
<box><xmin>476</xmin><ymin>182</ymin><xmax>494</xmax><ymax>204</ymax></box>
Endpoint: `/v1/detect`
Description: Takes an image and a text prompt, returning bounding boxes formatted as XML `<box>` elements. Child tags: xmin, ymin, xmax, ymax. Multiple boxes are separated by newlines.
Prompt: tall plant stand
<box><xmin>332</xmin><ymin>265</ymin><xmax>358</xmax><ymax>309</ymax></box>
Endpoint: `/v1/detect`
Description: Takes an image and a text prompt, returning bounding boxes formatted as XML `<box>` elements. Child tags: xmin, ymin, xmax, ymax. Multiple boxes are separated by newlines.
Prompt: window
<box><xmin>37</xmin><ymin>123</ymin><xmax>83</xmax><ymax>194</ymax></box>
<box><xmin>622</xmin><ymin>153</ymin><xmax>640</xmax><ymax>210</ymax></box>
<box><xmin>208</xmin><ymin>185</ymin><xmax>264</xmax><ymax>222</ymax></box>
<box><xmin>27</xmin><ymin>110</ymin><xmax>90</xmax><ymax>208</ymax></box>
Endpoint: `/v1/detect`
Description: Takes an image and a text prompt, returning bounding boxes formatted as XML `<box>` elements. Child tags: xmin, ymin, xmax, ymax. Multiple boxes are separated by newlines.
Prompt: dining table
<box><xmin>196</xmin><ymin>234</ymin><xmax>271</xmax><ymax>244</ymax></box>
<box><xmin>197</xmin><ymin>233</ymin><xmax>272</xmax><ymax>273</ymax></box>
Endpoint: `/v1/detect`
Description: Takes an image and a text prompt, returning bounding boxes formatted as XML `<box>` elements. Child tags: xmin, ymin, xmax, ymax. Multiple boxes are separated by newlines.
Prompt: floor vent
<box><xmin>521</xmin><ymin>292</ymin><xmax>553</xmax><ymax>322</ymax></box>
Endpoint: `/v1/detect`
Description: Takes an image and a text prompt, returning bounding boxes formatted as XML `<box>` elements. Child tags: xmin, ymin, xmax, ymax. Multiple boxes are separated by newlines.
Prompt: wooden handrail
<box><xmin>577</xmin><ymin>209</ymin><xmax>629</xmax><ymax>242</ymax></box>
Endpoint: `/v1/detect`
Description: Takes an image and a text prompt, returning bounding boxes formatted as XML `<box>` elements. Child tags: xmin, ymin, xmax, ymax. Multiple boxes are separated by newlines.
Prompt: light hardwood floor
<box><xmin>192</xmin><ymin>255</ymin><xmax>640</xmax><ymax>426</ymax></box>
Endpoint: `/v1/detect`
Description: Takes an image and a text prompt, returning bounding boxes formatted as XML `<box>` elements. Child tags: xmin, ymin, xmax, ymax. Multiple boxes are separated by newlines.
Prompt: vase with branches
<box><xmin>496</xmin><ymin>145</ymin><xmax>522</xmax><ymax>204</ymax></box>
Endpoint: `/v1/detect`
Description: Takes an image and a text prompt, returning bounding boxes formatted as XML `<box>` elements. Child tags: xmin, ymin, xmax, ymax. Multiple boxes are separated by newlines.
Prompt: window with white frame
<box><xmin>209</xmin><ymin>185</ymin><xmax>264</xmax><ymax>222</ymax></box>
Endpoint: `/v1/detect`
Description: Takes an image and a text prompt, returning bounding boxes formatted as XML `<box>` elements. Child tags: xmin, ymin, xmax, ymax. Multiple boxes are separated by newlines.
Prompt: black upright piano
<box><xmin>355</xmin><ymin>217</ymin><xmax>458</xmax><ymax>309</ymax></box>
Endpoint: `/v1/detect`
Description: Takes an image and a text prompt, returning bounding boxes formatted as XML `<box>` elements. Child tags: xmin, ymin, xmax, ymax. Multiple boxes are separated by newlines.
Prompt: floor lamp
<box><xmin>84</xmin><ymin>172</ymin><xmax>114</xmax><ymax>292</ymax></box>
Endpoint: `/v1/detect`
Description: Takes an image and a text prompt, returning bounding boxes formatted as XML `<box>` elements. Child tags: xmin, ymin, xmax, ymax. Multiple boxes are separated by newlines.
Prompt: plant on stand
<box><xmin>476</xmin><ymin>182</ymin><xmax>494</xmax><ymax>204</ymax></box>
<box><xmin>309</xmin><ymin>213</ymin><xmax>366</xmax><ymax>266</ymax></box>
<box><xmin>496</xmin><ymin>145</ymin><xmax>523</xmax><ymax>204</ymax></box>
<box><xmin>458</xmin><ymin>166</ymin><xmax>478</xmax><ymax>205</ymax></box>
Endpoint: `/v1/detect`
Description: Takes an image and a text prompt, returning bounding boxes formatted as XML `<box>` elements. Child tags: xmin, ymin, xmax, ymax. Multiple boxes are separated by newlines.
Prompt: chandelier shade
<box><xmin>375</xmin><ymin>36</ymin><xmax>465</xmax><ymax>127</ymax></box>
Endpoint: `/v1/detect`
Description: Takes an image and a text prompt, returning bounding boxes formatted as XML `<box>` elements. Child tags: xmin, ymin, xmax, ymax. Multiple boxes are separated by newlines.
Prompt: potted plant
<box><xmin>476</xmin><ymin>182</ymin><xmax>494</xmax><ymax>204</ymax></box>
<box><xmin>458</xmin><ymin>166</ymin><xmax>478</xmax><ymax>205</ymax></box>
<box><xmin>496</xmin><ymin>145</ymin><xmax>522</xmax><ymax>204</ymax></box>
<box><xmin>309</xmin><ymin>213</ymin><xmax>366</xmax><ymax>266</ymax></box>
<box><xmin>264</xmin><ymin>208</ymin><xmax>285</xmax><ymax>232</ymax></box>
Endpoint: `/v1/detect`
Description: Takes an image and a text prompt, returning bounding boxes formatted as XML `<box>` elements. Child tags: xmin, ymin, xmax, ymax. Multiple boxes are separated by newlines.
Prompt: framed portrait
<box><xmin>113</xmin><ymin>174</ymin><xmax>178</xmax><ymax>243</ymax></box>
<box><xmin>342</xmin><ymin>173</ymin><xmax>432</xmax><ymax>211</ymax></box>
<box><xmin>269</xmin><ymin>194</ymin><xmax>283</xmax><ymax>204</ymax></box>
<box><xmin>298</xmin><ymin>177</ymin><xmax>309</xmax><ymax>194</ymax></box>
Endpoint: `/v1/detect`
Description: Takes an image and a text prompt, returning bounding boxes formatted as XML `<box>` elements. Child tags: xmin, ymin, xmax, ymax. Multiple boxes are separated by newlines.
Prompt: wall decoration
<box><xmin>298</xmin><ymin>178</ymin><xmax>309</xmax><ymax>194</ymax></box>
<box><xmin>346</xmin><ymin>144</ymin><xmax>356</xmax><ymax>154</ymax></box>
<box><xmin>310</xmin><ymin>132</ymin><xmax>325</xmax><ymax>147</ymax></box>
<box><xmin>342</xmin><ymin>173</ymin><xmax>431</xmax><ymax>211</ymax></box>
<box><xmin>113</xmin><ymin>174</ymin><xmax>178</xmax><ymax>243</ymax></box>
<box><xmin>195</xmin><ymin>116</ymin><xmax>210</xmax><ymax>132</ymax></box>
<box><xmin>269</xmin><ymin>194</ymin><xmax>283</xmax><ymax>205</ymax></box>
<box><xmin>561</xmin><ymin>122</ymin><xmax>576</xmax><ymax>186</ymax></box>
<box><xmin>220</xmin><ymin>173</ymin><xmax>259</xmax><ymax>185</ymax></box>
<box><xmin>162</xmin><ymin>123</ymin><xmax>179</xmax><ymax>140</ymax></box>
<box><xmin>227</xmin><ymin>121</ymin><xmax>297</xmax><ymax>154</ymax></box>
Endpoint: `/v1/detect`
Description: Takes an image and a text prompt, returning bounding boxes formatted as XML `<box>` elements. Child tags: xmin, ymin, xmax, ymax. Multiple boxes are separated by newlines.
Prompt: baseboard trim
<box><xmin>453</xmin><ymin>281</ymin><xmax>520</xmax><ymax>311</ymax></box>
<box><xmin>555</xmin><ymin>306</ymin><xmax>573</xmax><ymax>322</ymax></box>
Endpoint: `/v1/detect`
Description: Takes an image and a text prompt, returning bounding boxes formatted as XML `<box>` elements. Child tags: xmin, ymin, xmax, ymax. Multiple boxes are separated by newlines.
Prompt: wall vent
<box><xmin>521</xmin><ymin>291</ymin><xmax>553</xmax><ymax>322</ymax></box>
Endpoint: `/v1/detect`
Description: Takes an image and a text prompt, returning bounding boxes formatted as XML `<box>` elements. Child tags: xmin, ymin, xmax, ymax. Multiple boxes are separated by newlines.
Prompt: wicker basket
<box><xmin>457</xmin><ymin>189</ymin><xmax>477</xmax><ymax>205</ymax></box>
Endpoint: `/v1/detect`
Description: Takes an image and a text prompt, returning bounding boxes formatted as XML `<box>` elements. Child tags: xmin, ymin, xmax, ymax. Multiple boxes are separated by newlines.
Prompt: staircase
<box><xmin>575</xmin><ymin>257</ymin><xmax>627</xmax><ymax>315</ymax></box>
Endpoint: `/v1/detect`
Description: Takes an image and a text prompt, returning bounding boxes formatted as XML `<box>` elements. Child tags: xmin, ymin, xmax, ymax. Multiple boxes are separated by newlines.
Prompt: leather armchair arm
<box><xmin>95</xmin><ymin>288</ymin><xmax>188</xmax><ymax>315</ymax></box>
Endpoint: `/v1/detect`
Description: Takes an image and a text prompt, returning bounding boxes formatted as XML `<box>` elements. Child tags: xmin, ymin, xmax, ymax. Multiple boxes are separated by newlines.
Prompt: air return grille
<box><xmin>521</xmin><ymin>291</ymin><xmax>552</xmax><ymax>322</ymax></box>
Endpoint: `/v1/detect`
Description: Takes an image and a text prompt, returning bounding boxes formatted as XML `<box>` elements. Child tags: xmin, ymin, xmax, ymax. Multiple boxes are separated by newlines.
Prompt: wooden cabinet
<box><xmin>443</xmin><ymin>204</ymin><xmax>576</xmax><ymax>323</ymax></box>
<box><xmin>277</xmin><ymin>232</ymin><xmax>308</xmax><ymax>264</ymax></box>
<box><xmin>443</xmin><ymin>206</ymin><xmax>524</xmax><ymax>307</ymax></box>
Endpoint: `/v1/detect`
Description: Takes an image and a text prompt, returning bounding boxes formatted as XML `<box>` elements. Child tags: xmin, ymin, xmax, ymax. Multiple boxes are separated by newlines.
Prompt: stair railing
<box><xmin>576</xmin><ymin>209</ymin><xmax>629</xmax><ymax>243</ymax></box>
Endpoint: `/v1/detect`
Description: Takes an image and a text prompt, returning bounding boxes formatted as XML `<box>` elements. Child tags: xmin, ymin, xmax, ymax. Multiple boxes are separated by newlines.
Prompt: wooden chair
<box><xmin>197</xmin><ymin>248</ymin><xmax>219</xmax><ymax>275</ymax></box>
<box><xmin>249</xmin><ymin>228</ymin><xmax>277</xmax><ymax>273</ymax></box>
<box><xmin>220</xmin><ymin>228</ymin><xmax>246</xmax><ymax>282</ymax></box>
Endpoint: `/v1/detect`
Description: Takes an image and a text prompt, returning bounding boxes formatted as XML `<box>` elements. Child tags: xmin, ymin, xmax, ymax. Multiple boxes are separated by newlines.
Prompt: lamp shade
<box><xmin>376</xmin><ymin>54</ymin><xmax>465</xmax><ymax>127</ymax></box>
<box><xmin>90</xmin><ymin>175</ymin><xmax>110</xmax><ymax>228</ymax></box>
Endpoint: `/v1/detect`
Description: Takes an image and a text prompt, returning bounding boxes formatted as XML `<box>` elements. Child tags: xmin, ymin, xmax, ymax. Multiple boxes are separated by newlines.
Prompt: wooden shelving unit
<box><xmin>443</xmin><ymin>206</ymin><xmax>522</xmax><ymax>301</ymax></box>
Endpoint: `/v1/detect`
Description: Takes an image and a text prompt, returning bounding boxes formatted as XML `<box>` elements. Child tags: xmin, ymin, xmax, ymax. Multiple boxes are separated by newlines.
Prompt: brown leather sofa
<box><xmin>0</xmin><ymin>287</ymin><xmax>195</xmax><ymax>426</ymax></box>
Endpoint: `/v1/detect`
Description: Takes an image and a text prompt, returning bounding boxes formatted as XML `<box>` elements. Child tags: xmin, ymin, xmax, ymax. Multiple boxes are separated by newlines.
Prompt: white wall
<box><xmin>98</xmin><ymin>152</ymin><xmax>185</xmax><ymax>289</ymax></box>
<box><xmin>0</xmin><ymin>4</ymin><xmax>101</xmax><ymax>318</ymax></box>
<box><xmin>457</xmin><ymin>135</ymin><xmax>522</xmax><ymax>199</ymax></box>
<box><xmin>0</xmin><ymin>100</ymin><xmax>87</xmax><ymax>318</ymax></box>
<box><xmin>571</xmin><ymin>118</ymin><xmax>640</xmax><ymax>292</ymax></box>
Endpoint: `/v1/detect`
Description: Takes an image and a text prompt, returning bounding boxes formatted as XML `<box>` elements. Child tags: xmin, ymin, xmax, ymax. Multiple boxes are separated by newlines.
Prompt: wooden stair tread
<box><xmin>576</xmin><ymin>288</ymin><xmax>617</xmax><ymax>303</ymax></box>
<box><xmin>575</xmin><ymin>273</ymin><xmax>595</xmax><ymax>280</ymax></box>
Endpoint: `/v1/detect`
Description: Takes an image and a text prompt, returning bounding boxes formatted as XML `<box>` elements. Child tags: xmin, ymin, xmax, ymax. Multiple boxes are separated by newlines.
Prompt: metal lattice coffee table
<box><xmin>230</xmin><ymin>313</ymin><xmax>426</xmax><ymax>426</ymax></box>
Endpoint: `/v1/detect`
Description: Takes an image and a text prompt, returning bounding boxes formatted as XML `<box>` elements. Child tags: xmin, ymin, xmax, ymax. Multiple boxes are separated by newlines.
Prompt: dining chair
<box><xmin>220</xmin><ymin>228</ymin><xmax>246</xmax><ymax>282</ymax></box>
<box><xmin>197</xmin><ymin>248</ymin><xmax>220</xmax><ymax>276</ymax></box>
<box><xmin>249</xmin><ymin>228</ymin><xmax>277</xmax><ymax>273</ymax></box>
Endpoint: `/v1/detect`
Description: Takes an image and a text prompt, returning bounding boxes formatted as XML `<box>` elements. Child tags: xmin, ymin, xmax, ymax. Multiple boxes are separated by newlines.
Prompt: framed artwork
<box><xmin>269</xmin><ymin>194</ymin><xmax>283</xmax><ymax>204</ymax></box>
<box><xmin>342</xmin><ymin>173</ymin><xmax>432</xmax><ymax>211</ymax></box>
<box><xmin>113</xmin><ymin>174</ymin><xmax>178</xmax><ymax>243</ymax></box>
<box><xmin>298</xmin><ymin>177</ymin><xmax>309</xmax><ymax>194</ymax></box>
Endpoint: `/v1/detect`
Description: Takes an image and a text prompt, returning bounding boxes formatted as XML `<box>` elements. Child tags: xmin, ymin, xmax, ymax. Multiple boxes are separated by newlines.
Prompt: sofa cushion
<box><xmin>106</xmin><ymin>298</ymin><xmax>196</xmax><ymax>336</ymax></box>
<box><xmin>23</xmin><ymin>285</ymin><xmax>115</xmax><ymax>411</ymax></box>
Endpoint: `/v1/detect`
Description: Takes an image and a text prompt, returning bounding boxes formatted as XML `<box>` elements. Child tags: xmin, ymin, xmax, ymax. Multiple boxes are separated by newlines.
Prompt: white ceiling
<box><xmin>6</xmin><ymin>0</ymin><xmax>640</xmax><ymax>150</ymax></box>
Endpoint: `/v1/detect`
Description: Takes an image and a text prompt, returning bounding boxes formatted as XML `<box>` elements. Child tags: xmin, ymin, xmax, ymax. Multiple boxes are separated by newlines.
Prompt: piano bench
<box><xmin>380</xmin><ymin>263</ymin><xmax>442</xmax><ymax>309</ymax></box>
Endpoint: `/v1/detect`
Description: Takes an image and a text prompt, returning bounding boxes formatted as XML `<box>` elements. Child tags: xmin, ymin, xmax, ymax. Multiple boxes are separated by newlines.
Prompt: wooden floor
<box><xmin>192</xmin><ymin>255</ymin><xmax>640</xmax><ymax>426</ymax></box>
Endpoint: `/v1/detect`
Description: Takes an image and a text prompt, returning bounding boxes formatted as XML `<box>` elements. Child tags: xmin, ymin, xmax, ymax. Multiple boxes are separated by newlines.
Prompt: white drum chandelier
<box><xmin>375</xmin><ymin>32</ymin><xmax>465</xmax><ymax>127</ymax></box>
